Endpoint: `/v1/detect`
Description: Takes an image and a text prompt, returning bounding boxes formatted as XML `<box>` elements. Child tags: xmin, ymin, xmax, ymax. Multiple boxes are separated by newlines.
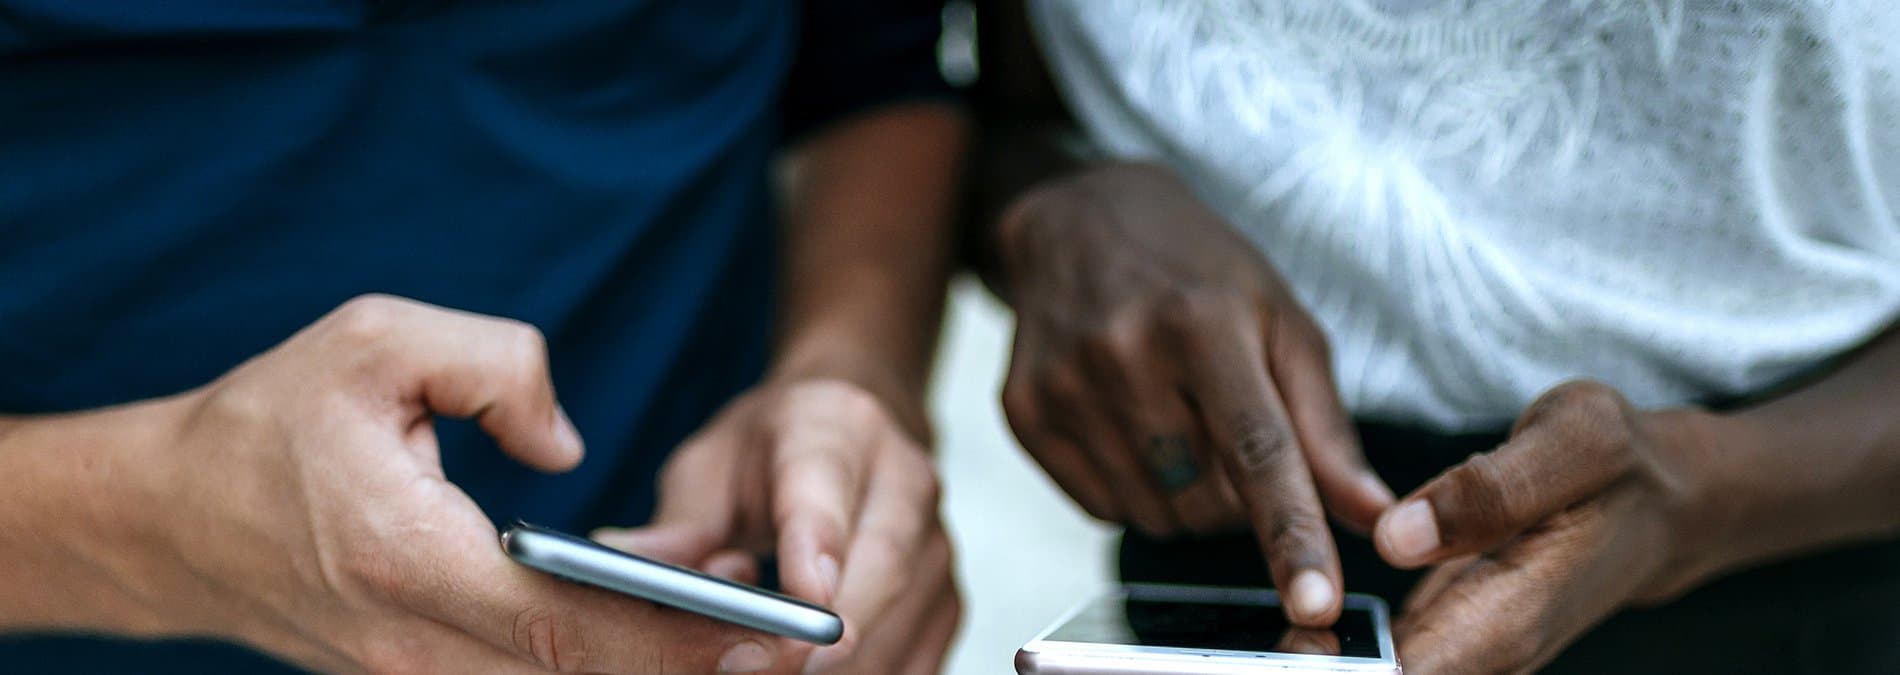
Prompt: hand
<box><xmin>87</xmin><ymin>295</ymin><xmax>790</xmax><ymax>673</ymax></box>
<box><xmin>995</xmin><ymin>161</ymin><xmax>1394</xmax><ymax>626</ymax></box>
<box><xmin>1373</xmin><ymin>381</ymin><xmax>1738</xmax><ymax>674</ymax></box>
<box><xmin>595</xmin><ymin>379</ymin><xmax>958</xmax><ymax>675</ymax></box>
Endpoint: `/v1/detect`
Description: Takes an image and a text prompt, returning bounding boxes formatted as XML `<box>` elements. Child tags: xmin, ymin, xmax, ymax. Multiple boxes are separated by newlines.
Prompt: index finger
<box><xmin>1179</xmin><ymin>323</ymin><xmax>1343</xmax><ymax>628</ymax></box>
<box><xmin>800</xmin><ymin>441</ymin><xmax>946</xmax><ymax>671</ymax></box>
<box><xmin>770</xmin><ymin>413</ymin><xmax>879</xmax><ymax>607</ymax></box>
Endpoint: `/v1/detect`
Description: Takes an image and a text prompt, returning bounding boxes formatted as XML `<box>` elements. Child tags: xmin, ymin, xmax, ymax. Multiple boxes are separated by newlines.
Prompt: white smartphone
<box><xmin>500</xmin><ymin>522</ymin><xmax>843</xmax><ymax>645</ymax></box>
<box><xmin>1017</xmin><ymin>584</ymin><xmax>1399</xmax><ymax>674</ymax></box>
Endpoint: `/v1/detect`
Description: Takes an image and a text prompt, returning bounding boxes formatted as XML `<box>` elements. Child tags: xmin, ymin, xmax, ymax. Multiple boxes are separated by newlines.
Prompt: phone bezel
<box><xmin>1020</xmin><ymin>584</ymin><xmax>1398</xmax><ymax>671</ymax></box>
<box><xmin>500</xmin><ymin>522</ymin><xmax>843</xmax><ymax>645</ymax></box>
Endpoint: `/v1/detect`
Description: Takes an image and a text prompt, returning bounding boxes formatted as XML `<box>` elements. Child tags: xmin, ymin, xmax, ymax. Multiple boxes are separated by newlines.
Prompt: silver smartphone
<box><xmin>1017</xmin><ymin>584</ymin><xmax>1399</xmax><ymax>674</ymax></box>
<box><xmin>500</xmin><ymin>522</ymin><xmax>843</xmax><ymax>645</ymax></box>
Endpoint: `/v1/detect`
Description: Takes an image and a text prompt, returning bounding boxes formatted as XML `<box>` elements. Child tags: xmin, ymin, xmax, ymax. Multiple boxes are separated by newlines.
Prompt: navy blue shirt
<box><xmin>0</xmin><ymin>1</ymin><xmax>946</xmax><ymax>671</ymax></box>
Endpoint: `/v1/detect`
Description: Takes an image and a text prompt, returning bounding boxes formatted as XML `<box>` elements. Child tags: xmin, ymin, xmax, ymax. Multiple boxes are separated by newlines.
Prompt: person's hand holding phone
<box><xmin>23</xmin><ymin>295</ymin><xmax>790</xmax><ymax>673</ymax></box>
<box><xmin>993</xmin><ymin>162</ymin><xmax>1395</xmax><ymax>627</ymax></box>
<box><xmin>594</xmin><ymin>378</ymin><xmax>959</xmax><ymax>675</ymax></box>
<box><xmin>1373</xmin><ymin>381</ymin><xmax>1752</xmax><ymax>674</ymax></box>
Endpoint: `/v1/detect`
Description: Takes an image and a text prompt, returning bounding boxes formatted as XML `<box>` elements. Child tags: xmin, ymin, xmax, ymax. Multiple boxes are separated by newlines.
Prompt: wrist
<box><xmin>1641</xmin><ymin>408</ymin><xmax>1751</xmax><ymax>589</ymax></box>
<box><xmin>1666</xmin><ymin>406</ymin><xmax>1857</xmax><ymax>583</ymax></box>
<box><xmin>0</xmin><ymin>396</ymin><xmax>193</xmax><ymax>636</ymax></box>
<box><xmin>992</xmin><ymin>170</ymin><xmax>1091</xmax><ymax>305</ymax></box>
<box><xmin>995</xmin><ymin>162</ymin><xmax>1131</xmax><ymax>258</ymax></box>
<box><xmin>992</xmin><ymin>160</ymin><xmax>1190</xmax><ymax>298</ymax></box>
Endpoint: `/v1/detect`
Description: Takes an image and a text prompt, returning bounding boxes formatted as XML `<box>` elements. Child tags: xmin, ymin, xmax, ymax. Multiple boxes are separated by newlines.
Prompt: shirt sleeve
<box><xmin>780</xmin><ymin>0</ymin><xmax>961</xmax><ymax>144</ymax></box>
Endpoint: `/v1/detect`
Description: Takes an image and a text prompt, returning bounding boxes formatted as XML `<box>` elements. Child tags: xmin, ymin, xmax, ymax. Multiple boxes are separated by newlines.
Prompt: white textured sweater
<box><xmin>1031</xmin><ymin>0</ymin><xmax>1900</xmax><ymax>430</ymax></box>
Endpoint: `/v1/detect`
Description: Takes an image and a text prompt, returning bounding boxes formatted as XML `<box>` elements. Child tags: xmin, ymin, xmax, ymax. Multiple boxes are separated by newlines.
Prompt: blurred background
<box><xmin>927</xmin><ymin>280</ymin><xmax>1117</xmax><ymax>675</ymax></box>
<box><xmin>927</xmin><ymin>10</ymin><xmax>1119</xmax><ymax>673</ymax></box>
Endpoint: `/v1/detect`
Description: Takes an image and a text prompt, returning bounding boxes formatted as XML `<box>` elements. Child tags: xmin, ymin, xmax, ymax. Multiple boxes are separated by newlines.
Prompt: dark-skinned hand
<box><xmin>995</xmin><ymin>161</ymin><xmax>1396</xmax><ymax>626</ymax></box>
<box><xmin>1376</xmin><ymin>380</ymin><xmax>1746</xmax><ymax>674</ymax></box>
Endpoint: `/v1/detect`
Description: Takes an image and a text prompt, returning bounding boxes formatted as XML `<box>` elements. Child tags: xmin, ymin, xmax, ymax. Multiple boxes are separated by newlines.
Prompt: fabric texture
<box><xmin>1032</xmin><ymin>0</ymin><xmax>1900</xmax><ymax>431</ymax></box>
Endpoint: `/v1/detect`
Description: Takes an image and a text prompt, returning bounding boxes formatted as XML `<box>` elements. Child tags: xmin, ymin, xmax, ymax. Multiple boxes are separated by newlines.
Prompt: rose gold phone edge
<box><xmin>1015</xmin><ymin>584</ymin><xmax>1400</xmax><ymax>675</ymax></box>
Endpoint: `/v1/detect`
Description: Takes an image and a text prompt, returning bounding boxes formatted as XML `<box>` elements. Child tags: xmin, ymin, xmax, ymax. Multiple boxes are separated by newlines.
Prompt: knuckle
<box><xmin>1156</xmin><ymin>287</ymin><xmax>1236</xmax><ymax>332</ymax></box>
<box><xmin>1528</xmin><ymin>380</ymin><xmax>1637</xmax><ymax>463</ymax></box>
<box><xmin>1103</xmin><ymin>302</ymin><xmax>1159</xmax><ymax>350</ymax></box>
<box><xmin>828</xmin><ymin>381</ymin><xmax>888</xmax><ymax>427</ymax></box>
<box><xmin>499</xmin><ymin>320</ymin><xmax>551</xmax><ymax>375</ymax></box>
<box><xmin>775</xmin><ymin>446</ymin><xmax>858</xmax><ymax>505</ymax></box>
<box><xmin>1178</xmin><ymin>289</ymin><xmax>1254</xmax><ymax>336</ymax></box>
<box><xmin>791</xmin><ymin>379</ymin><xmax>889</xmax><ymax>429</ymax></box>
<box><xmin>1533</xmin><ymin>380</ymin><xmax>1626</xmax><ymax>426</ymax></box>
<box><xmin>512</xmin><ymin>605</ymin><xmax>588</xmax><ymax>672</ymax></box>
<box><xmin>328</xmin><ymin>294</ymin><xmax>409</xmax><ymax>345</ymax></box>
<box><xmin>1266</xmin><ymin>512</ymin><xmax>1330</xmax><ymax>563</ymax></box>
<box><xmin>1230</xmin><ymin>417</ymin><xmax>1296</xmax><ymax>474</ymax></box>
<box><xmin>1441</xmin><ymin>455</ymin><xmax>1516</xmax><ymax>538</ymax></box>
<box><xmin>1078</xmin><ymin>307</ymin><xmax>1154</xmax><ymax>367</ymax></box>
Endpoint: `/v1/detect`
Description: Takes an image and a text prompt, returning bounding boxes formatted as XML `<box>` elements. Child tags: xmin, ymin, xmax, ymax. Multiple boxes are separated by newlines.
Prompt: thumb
<box><xmin>1375</xmin><ymin>381</ymin><xmax>1634</xmax><ymax>569</ymax></box>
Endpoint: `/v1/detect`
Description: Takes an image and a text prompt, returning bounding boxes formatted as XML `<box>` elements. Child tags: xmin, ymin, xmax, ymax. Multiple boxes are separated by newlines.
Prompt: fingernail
<box><xmin>1382</xmin><ymin>500</ymin><xmax>1440</xmax><ymax>563</ymax></box>
<box><xmin>1289</xmin><ymin>569</ymin><xmax>1335</xmax><ymax>622</ymax></box>
<box><xmin>815</xmin><ymin>554</ymin><xmax>840</xmax><ymax>602</ymax></box>
<box><xmin>554</xmin><ymin>405</ymin><xmax>584</xmax><ymax>460</ymax></box>
<box><xmin>719</xmin><ymin>641</ymin><xmax>773</xmax><ymax>673</ymax></box>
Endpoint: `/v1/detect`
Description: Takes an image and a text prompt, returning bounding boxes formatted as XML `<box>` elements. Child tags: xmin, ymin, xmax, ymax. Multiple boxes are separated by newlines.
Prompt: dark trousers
<box><xmin>1120</xmin><ymin>422</ymin><xmax>1900</xmax><ymax>674</ymax></box>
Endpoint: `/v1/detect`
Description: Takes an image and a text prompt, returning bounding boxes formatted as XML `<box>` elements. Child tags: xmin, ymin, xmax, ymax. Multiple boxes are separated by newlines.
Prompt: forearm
<box><xmin>0</xmin><ymin>400</ymin><xmax>179</xmax><ymax>635</ymax></box>
<box><xmin>963</xmin><ymin>124</ymin><xmax>1087</xmax><ymax>303</ymax></box>
<box><xmin>962</xmin><ymin>0</ymin><xmax>1087</xmax><ymax>301</ymax></box>
<box><xmin>775</xmin><ymin>103</ymin><xmax>968</xmax><ymax>436</ymax></box>
<box><xmin>1705</xmin><ymin>321</ymin><xmax>1900</xmax><ymax>569</ymax></box>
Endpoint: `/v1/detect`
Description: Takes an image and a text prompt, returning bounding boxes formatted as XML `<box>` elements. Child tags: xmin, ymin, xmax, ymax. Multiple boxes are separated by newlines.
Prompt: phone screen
<box><xmin>1045</xmin><ymin>587</ymin><xmax>1383</xmax><ymax>659</ymax></box>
